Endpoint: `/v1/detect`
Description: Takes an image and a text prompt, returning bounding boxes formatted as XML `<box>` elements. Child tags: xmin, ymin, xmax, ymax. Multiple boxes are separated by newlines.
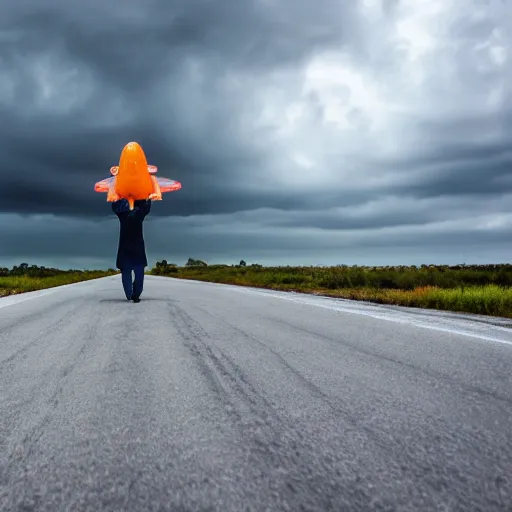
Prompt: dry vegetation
<box><xmin>0</xmin><ymin>263</ymin><xmax>117</xmax><ymax>297</ymax></box>
<box><xmin>150</xmin><ymin>260</ymin><xmax>512</xmax><ymax>318</ymax></box>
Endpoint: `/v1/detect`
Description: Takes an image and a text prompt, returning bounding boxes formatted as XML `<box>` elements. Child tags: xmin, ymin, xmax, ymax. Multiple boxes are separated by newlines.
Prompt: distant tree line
<box><xmin>150</xmin><ymin>258</ymin><xmax>258</xmax><ymax>275</ymax></box>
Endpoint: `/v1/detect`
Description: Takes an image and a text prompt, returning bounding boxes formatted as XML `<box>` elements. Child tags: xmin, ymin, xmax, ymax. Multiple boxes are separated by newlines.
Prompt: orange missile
<box><xmin>94</xmin><ymin>141</ymin><xmax>181</xmax><ymax>210</ymax></box>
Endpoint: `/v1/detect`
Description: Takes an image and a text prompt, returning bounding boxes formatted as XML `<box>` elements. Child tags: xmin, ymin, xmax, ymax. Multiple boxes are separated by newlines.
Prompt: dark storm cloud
<box><xmin>0</xmin><ymin>0</ymin><xmax>510</xmax><ymax>267</ymax></box>
<box><xmin>378</xmin><ymin>127</ymin><xmax>512</xmax><ymax>198</ymax></box>
<box><xmin>0</xmin><ymin>0</ymin><xmax>360</xmax><ymax>218</ymax></box>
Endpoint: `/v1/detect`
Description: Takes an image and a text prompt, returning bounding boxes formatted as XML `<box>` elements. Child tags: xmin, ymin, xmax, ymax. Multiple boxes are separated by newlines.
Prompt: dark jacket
<box><xmin>112</xmin><ymin>199</ymin><xmax>151</xmax><ymax>269</ymax></box>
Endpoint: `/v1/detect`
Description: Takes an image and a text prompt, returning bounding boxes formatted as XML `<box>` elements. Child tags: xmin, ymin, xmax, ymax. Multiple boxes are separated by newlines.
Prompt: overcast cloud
<box><xmin>0</xmin><ymin>0</ymin><xmax>510</xmax><ymax>269</ymax></box>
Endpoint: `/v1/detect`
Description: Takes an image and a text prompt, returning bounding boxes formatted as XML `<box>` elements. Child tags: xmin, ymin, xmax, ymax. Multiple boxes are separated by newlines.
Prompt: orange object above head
<box><xmin>94</xmin><ymin>141</ymin><xmax>181</xmax><ymax>210</ymax></box>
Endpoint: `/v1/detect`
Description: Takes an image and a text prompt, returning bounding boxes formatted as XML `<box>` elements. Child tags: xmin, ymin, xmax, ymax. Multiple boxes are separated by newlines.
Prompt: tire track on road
<box><xmin>166</xmin><ymin>301</ymin><xmax>399</xmax><ymax>511</ymax></box>
<box><xmin>190</xmin><ymin>302</ymin><xmax>512</xmax><ymax>511</ymax></box>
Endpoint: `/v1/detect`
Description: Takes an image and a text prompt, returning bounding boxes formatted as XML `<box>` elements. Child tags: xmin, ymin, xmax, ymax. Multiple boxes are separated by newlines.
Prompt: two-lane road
<box><xmin>1</xmin><ymin>275</ymin><xmax>511</xmax><ymax>511</ymax></box>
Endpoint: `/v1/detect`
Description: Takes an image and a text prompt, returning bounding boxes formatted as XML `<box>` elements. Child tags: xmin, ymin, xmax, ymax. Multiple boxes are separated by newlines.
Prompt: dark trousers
<box><xmin>121</xmin><ymin>264</ymin><xmax>145</xmax><ymax>299</ymax></box>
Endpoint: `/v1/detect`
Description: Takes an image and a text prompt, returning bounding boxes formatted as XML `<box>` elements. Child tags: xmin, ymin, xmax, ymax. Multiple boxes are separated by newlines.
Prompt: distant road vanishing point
<box><xmin>1</xmin><ymin>275</ymin><xmax>511</xmax><ymax>511</ymax></box>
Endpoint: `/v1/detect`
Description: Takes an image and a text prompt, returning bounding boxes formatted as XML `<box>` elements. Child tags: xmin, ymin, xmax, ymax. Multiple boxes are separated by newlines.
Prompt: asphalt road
<box><xmin>1</xmin><ymin>275</ymin><xmax>512</xmax><ymax>511</ymax></box>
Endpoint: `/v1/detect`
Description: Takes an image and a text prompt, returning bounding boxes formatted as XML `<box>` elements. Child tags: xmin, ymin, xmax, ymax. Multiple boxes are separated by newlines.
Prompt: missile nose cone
<box><xmin>119</xmin><ymin>141</ymin><xmax>147</xmax><ymax>172</ymax></box>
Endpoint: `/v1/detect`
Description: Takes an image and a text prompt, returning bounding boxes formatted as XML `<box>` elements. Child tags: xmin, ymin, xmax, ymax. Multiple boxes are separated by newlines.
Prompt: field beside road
<box><xmin>0</xmin><ymin>264</ymin><xmax>117</xmax><ymax>297</ymax></box>
<box><xmin>150</xmin><ymin>261</ymin><xmax>512</xmax><ymax>318</ymax></box>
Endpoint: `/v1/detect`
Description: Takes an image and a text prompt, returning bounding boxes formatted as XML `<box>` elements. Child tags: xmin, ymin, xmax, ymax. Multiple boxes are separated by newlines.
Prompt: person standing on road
<box><xmin>112</xmin><ymin>198</ymin><xmax>151</xmax><ymax>302</ymax></box>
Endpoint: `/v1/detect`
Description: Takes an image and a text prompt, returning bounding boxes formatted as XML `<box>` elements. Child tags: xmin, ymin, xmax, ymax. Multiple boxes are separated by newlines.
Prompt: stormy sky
<box><xmin>0</xmin><ymin>0</ymin><xmax>510</xmax><ymax>269</ymax></box>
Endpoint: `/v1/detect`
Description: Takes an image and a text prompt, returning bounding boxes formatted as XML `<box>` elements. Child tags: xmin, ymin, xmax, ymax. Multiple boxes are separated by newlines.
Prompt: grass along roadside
<box><xmin>0</xmin><ymin>270</ymin><xmax>117</xmax><ymax>297</ymax></box>
<box><xmin>314</xmin><ymin>285</ymin><xmax>512</xmax><ymax>319</ymax></box>
<box><xmin>150</xmin><ymin>263</ymin><xmax>512</xmax><ymax>319</ymax></box>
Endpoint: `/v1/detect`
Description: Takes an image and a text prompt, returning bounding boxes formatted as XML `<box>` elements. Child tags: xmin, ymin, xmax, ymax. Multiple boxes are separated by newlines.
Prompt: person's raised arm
<box><xmin>112</xmin><ymin>199</ymin><xmax>130</xmax><ymax>216</ymax></box>
<box><xmin>134</xmin><ymin>199</ymin><xmax>151</xmax><ymax>218</ymax></box>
